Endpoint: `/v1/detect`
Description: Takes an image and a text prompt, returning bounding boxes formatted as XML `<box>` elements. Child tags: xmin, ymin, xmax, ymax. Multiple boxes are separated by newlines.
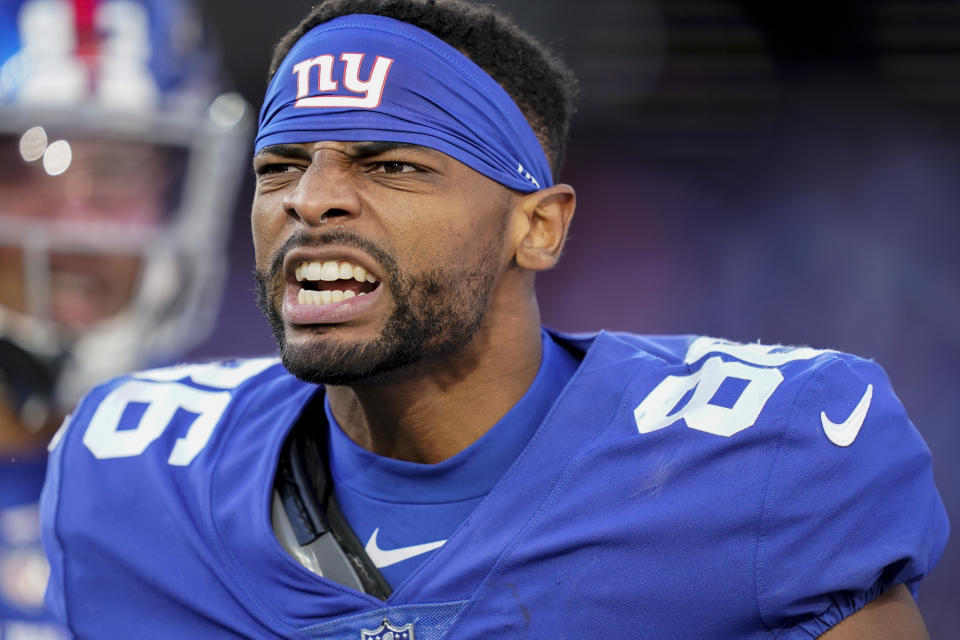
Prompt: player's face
<box><xmin>0</xmin><ymin>137</ymin><xmax>168</xmax><ymax>331</ymax></box>
<box><xmin>251</xmin><ymin>141</ymin><xmax>518</xmax><ymax>385</ymax></box>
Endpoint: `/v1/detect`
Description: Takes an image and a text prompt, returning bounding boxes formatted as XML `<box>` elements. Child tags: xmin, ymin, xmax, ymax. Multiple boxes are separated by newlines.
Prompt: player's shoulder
<box><xmin>592</xmin><ymin>329</ymin><xmax>877</xmax><ymax>382</ymax></box>
<box><xmin>559</xmin><ymin>328</ymin><xmax>856</xmax><ymax>375</ymax></box>
<box><xmin>50</xmin><ymin>357</ymin><xmax>313</xmax><ymax>464</ymax></box>
<box><xmin>684</xmin><ymin>336</ymin><xmax>898</xmax><ymax>442</ymax></box>
<box><xmin>569</xmin><ymin>330</ymin><xmax>898</xmax><ymax>443</ymax></box>
<box><xmin>76</xmin><ymin>356</ymin><xmax>290</xmax><ymax>406</ymax></box>
<box><xmin>121</xmin><ymin>356</ymin><xmax>288</xmax><ymax>389</ymax></box>
<box><xmin>599</xmin><ymin>330</ymin><xmax>842</xmax><ymax>367</ymax></box>
<box><xmin>667</xmin><ymin>334</ymin><xmax>893</xmax><ymax>419</ymax></box>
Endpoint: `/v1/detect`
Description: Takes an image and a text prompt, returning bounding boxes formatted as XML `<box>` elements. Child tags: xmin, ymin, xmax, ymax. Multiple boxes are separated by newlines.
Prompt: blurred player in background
<box><xmin>0</xmin><ymin>0</ymin><xmax>251</xmax><ymax>634</ymax></box>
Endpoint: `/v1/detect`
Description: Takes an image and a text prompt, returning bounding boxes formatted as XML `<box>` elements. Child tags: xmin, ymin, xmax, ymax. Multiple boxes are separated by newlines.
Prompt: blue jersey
<box><xmin>40</xmin><ymin>330</ymin><xmax>949</xmax><ymax>639</ymax></box>
<box><xmin>327</xmin><ymin>330</ymin><xmax>581</xmax><ymax>588</ymax></box>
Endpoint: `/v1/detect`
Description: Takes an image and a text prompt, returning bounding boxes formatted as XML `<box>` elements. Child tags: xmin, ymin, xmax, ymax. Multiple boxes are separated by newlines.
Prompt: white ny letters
<box><xmin>292</xmin><ymin>53</ymin><xmax>394</xmax><ymax>108</ymax></box>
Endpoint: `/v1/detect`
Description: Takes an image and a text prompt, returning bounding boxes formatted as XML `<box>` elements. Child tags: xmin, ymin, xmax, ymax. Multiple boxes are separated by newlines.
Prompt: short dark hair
<box><xmin>268</xmin><ymin>0</ymin><xmax>579</xmax><ymax>177</ymax></box>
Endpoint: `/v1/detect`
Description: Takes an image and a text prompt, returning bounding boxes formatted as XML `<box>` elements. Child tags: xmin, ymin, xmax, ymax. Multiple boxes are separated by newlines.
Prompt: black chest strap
<box><xmin>273</xmin><ymin>391</ymin><xmax>393</xmax><ymax>600</ymax></box>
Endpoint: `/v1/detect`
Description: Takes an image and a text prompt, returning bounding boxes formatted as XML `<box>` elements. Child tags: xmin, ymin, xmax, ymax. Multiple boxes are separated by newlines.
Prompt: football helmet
<box><xmin>0</xmin><ymin>0</ymin><xmax>252</xmax><ymax>430</ymax></box>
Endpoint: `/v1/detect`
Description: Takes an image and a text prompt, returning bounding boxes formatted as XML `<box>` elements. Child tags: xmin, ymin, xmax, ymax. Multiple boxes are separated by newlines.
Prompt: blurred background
<box><xmin>191</xmin><ymin>0</ymin><xmax>959</xmax><ymax>634</ymax></box>
<box><xmin>0</xmin><ymin>0</ymin><xmax>956</xmax><ymax>635</ymax></box>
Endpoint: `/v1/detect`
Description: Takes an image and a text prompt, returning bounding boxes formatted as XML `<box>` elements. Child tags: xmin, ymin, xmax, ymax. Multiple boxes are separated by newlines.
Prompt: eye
<box><xmin>370</xmin><ymin>161</ymin><xmax>419</xmax><ymax>174</ymax></box>
<box><xmin>254</xmin><ymin>162</ymin><xmax>303</xmax><ymax>176</ymax></box>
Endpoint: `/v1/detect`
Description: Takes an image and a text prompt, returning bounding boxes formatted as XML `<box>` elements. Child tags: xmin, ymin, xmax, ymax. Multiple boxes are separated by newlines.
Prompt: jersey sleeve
<box><xmin>39</xmin><ymin>409</ymin><xmax>78</xmax><ymax>630</ymax></box>
<box><xmin>757</xmin><ymin>354</ymin><xmax>949</xmax><ymax>638</ymax></box>
<box><xmin>38</xmin><ymin>376</ymin><xmax>127</xmax><ymax>631</ymax></box>
<box><xmin>38</xmin><ymin>358</ymin><xmax>284</xmax><ymax>635</ymax></box>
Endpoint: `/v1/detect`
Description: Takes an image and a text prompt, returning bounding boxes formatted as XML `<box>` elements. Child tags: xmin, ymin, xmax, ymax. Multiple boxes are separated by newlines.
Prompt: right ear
<box><xmin>510</xmin><ymin>183</ymin><xmax>576</xmax><ymax>272</ymax></box>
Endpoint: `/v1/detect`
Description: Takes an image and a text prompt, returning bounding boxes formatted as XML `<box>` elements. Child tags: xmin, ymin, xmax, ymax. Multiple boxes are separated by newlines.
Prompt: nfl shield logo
<box><xmin>360</xmin><ymin>618</ymin><xmax>415</xmax><ymax>640</ymax></box>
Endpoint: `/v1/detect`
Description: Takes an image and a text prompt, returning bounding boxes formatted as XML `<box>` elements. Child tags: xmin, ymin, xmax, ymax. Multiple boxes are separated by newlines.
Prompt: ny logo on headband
<box><xmin>292</xmin><ymin>53</ymin><xmax>394</xmax><ymax>108</ymax></box>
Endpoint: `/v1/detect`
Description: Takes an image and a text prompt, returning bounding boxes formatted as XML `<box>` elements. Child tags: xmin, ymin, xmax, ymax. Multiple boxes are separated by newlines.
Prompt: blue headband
<box><xmin>256</xmin><ymin>14</ymin><xmax>552</xmax><ymax>192</ymax></box>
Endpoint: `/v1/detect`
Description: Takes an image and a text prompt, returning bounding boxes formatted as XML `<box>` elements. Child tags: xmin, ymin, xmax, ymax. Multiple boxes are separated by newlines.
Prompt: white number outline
<box><xmin>83</xmin><ymin>381</ymin><xmax>230</xmax><ymax>466</ymax></box>
<box><xmin>634</xmin><ymin>339</ymin><xmax>830</xmax><ymax>438</ymax></box>
<box><xmin>82</xmin><ymin>359</ymin><xmax>276</xmax><ymax>465</ymax></box>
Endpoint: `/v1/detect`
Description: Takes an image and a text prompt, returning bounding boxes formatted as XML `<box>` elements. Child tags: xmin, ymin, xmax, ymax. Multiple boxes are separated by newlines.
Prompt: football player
<box><xmin>0</xmin><ymin>0</ymin><xmax>250</xmax><ymax>635</ymax></box>
<box><xmin>40</xmin><ymin>1</ymin><xmax>949</xmax><ymax>638</ymax></box>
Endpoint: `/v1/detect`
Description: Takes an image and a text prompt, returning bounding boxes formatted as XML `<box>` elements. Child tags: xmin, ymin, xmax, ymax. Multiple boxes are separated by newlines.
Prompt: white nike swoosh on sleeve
<box><xmin>820</xmin><ymin>384</ymin><xmax>873</xmax><ymax>447</ymax></box>
<box><xmin>364</xmin><ymin>528</ymin><xmax>447</xmax><ymax>568</ymax></box>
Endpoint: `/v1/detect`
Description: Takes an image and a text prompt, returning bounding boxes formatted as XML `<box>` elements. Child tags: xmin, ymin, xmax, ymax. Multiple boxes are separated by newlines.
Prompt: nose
<box><xmin>281</xmin><ymin>154</ymin><xmax>361</xmax><ymax>226</ymax></box>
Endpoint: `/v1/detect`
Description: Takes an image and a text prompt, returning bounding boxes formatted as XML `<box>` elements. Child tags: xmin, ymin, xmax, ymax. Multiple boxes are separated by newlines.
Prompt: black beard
<box><xmin>254</xmin><ymin>228</ymin><xmax>502</xmax><ymax>385</ymax></box>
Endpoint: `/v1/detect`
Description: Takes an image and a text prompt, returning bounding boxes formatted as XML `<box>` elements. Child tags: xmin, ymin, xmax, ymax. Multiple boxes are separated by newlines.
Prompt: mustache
<box><xmin>263</xmin><ymin>229</ymin><xmax>398</xmax><ymax>280</ymax></box>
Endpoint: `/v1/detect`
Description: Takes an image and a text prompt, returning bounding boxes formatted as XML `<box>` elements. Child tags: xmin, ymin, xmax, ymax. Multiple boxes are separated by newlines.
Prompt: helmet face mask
<box><xmin>0</xmin><ymin>0</ymin><xmax>253</xmax><ymax>426</ymax></box>
<box><xmin>0</xmin><ymin>130</ymin><xmax>184</xmax><ymax>332</ymax></box>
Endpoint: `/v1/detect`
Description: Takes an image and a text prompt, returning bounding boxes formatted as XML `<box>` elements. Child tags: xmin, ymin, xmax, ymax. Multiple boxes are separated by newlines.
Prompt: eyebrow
<box><xmin>254</xmin><ymin>141</ymin><xmax>433</xmax><ymax>162</ymax></box>
<box><xmin>347</xmin><ymin>141</ymin><xmax>428</xmax><ymax>157</ymax></box>
<box><xmin>254</xmin><ymin>144</ymin><xmax>313</xmax><ymax>161</ymax></box>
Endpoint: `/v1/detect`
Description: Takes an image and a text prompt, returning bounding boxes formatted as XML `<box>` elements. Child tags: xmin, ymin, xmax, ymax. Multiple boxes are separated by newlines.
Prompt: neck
<box><xmin>325</xmin><ymin>300</ymin><xmax>543</xmax><ymax>464</ymax></box>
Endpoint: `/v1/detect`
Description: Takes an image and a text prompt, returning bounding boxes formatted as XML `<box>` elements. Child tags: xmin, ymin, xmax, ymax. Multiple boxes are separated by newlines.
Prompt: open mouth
<box><xmin>294</xmin><ymin>259</ymin><xmax>380</xmax><ymax>306</ymax></box>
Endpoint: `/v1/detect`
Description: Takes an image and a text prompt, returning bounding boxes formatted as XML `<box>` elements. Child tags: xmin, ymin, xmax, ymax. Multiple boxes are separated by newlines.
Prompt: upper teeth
<box><xmin>295</xmin><ymin>260</ymin><xmax>377</xmax><ymax>283</ymax></box>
